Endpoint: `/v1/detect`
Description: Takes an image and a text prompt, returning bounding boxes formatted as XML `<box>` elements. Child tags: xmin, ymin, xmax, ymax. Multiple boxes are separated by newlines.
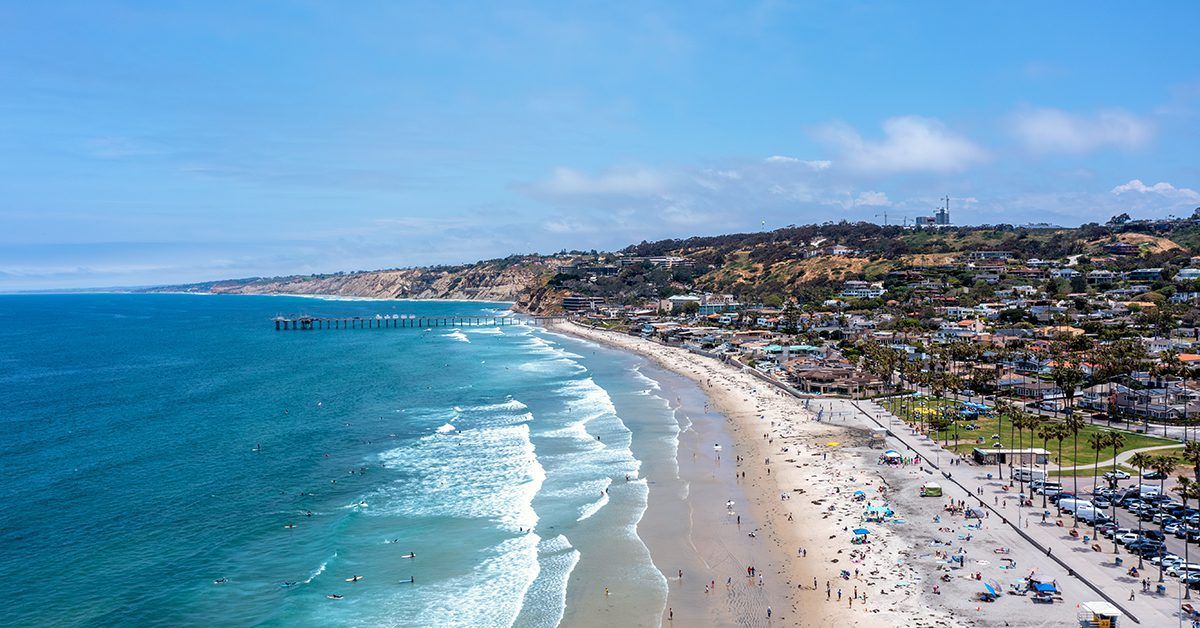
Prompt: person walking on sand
<box><xmin>668</xmin><ymin>608</ymin><xmax>673</xmax><ymax>621</ymax></box>
<box><xmin>766</xmin><ymin>606</ymin><xmax>772</xmax><ymax>619</ymax></box>
<box><xmin>837</xmin><ymin>588</ymin><xmax>842</xmax><ymax>601</ymax></box>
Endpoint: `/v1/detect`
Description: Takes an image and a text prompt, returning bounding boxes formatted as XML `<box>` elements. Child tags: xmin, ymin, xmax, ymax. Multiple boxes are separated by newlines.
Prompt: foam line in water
<box><xmin>442</xmin><ymin>330</ymin><xmax>470</xmax><ymax>343</ymax></box>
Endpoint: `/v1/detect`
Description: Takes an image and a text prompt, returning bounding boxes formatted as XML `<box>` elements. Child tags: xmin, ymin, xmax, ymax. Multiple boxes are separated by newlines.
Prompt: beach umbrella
<box><xmin>983</xmin><ymin>582</ymin><xmax>998</xmax><ymax>597</ymax></box>
<box><xmin>883</xmin><ymin>449</ymin><xmax>899</xmax><ymax>455</ymax></box>
<box><xmin>852</xmin><ymin>528</ymin><xmax>870</xmax><ymax>535</ymax></box>
<box><xmin>853</xmin><ymin>490</ymin><xmax>865</xmax><ymax>496</ymax></box>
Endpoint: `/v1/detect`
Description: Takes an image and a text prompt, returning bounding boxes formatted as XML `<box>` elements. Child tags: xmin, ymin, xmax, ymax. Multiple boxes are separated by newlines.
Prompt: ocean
<box><xmin>0</xmin><ymin>294</ymin><xmax>683</xmax><ymax>626</ymax></box>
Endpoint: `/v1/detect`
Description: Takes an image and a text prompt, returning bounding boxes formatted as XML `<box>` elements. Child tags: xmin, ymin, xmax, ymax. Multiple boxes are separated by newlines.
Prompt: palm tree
<box><xmin>1038</xmin><ymin>423</ymin><xmax>1058</xmax><ymax>508</ymax></box>
<box><xmin>1129</xmin><ymin>451</ymin><xmax>1155</xmax><ymax>569</ymax></box>
<box><xmin>1087</xmin><ymin>431</ymin><xmax>1107</xmax><ymax>535</ymax></box>
<box><xmin>1064</xmin><ymin>414</ymin><xmax>1087</xmax><ymax>524</ymax></box>
<box><xmin>1107</xmin><ymin>431</ymin><xmax>1126</xmax><ymax>554</ymax></box>
<box><xmin>1176</xmin><ymin>476</ymin><xmax>1196</xmax><ymax>599</ymax></box>
<box><xmin>1052</xmin><ymin>424</ymin><xmax>1070</xmax><ymax>514</ymax></box>
<box><xmin>994</xmin><ymin>400</ymin><xmax>1012</xmax><ymax>481</ymax></box>
<box><xmin>1149</xmin><ymin>455</ymin><xmax>1177</xmax><ymax>582</ymax></box>
<box><xmin>1012</xmin><ymin>412</ymin><xmax>1030</xmax><ymax>495</ymax></box>
<box><xmin>1183</xmin><ymin>440</ymin><xmax>1200</xmax><ymax>484</ymax></box>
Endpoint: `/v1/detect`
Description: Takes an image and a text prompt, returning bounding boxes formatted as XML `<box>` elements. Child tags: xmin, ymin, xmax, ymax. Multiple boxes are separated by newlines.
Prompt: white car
<box><xmin>1151</xmin><ymin>554</ymin><xmax>1182</xmax><ymax>568</ymax></box>
<box><xmin>1167</xmin><ymin>563</ymin><xmax>1200</xmax><ymax>577</ymax></box>
<box><xmin>1104</xmin><ymin>470</ymin><xmax>1131</xmax><ymax>480</ymax></box>
<box><xmin>1115</xmin><ymin>532</ymin><xmax>1142</xmax><ymax>545</ymax></box>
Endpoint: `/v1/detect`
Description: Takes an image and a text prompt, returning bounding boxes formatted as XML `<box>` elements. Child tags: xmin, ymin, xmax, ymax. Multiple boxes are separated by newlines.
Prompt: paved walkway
<box><xmin>1053</xmin><ymin>443</ymin><xmax>1184</xmax><ymax>474</ymax></box>
<box><xmin>832</xmin><ymin>398</ymin><xmax>1184</xmax><ymax>626</ymax></box>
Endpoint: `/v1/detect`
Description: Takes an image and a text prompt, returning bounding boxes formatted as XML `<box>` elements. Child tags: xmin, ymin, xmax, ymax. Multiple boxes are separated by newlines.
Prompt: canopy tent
<box><xmin>920</xmin><ymin>482</ymin><xmax>943</xmax><ymax>497</ymax></box>
<box><xmin>1032</xmin><ymin>582</ymin><xmax>1058</xmax><ymax>594</ymax></box>
<box><xmin>882</xmin><ymin>450</ymin><xmax>902</xmax><ymax>459</ymax></box>
<box><xmin>852</xmin><ymin>528</ymin><xmax>870</xmax><ymax>535</ymax></box>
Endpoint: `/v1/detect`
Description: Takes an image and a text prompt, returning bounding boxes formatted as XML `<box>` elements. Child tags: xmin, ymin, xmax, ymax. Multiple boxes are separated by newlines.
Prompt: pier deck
<box><xmin>272</xmin><ymin>314</ymin><xmax>564</xmax><ymax>330</ymax></box>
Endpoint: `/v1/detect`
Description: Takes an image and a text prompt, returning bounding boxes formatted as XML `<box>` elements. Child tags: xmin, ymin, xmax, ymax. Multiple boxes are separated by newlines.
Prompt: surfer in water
<box><xmin>346</xmin><ymin>575</ymin><xmax>363</xmax><ymax>582</ymax></box>
<box><xmin>401</xmin><ymin>552</ymin><xmax>416</xmax><ymax>558</ymax></box>
<box><xmin>213</xmin><ymin>578</ymin><xmax>228</xmax><ymax>585</ymax></box>
<box><xmin>326</xmin><ymin>594</ymin><xmax>343</xmax><ymax>600</ymax></box>
<box><xmin>401</xmin><ymin>576</ymin><xmax>415</xmax><ymax>584</ymax></box>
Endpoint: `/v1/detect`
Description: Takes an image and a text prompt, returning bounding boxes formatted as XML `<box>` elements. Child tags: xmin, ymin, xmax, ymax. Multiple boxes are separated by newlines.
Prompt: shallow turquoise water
<box><xmin>0</xmin><ymin>294</ymin><xmax>677</xmax><ymax>626</ymax></box>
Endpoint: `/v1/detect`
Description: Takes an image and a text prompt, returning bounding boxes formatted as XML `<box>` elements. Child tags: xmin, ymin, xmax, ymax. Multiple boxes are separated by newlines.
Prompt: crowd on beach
<box><xmin>556</xmin><ymin>321</ymin><xmax>1084</xmax><ymax>626</ymax></box>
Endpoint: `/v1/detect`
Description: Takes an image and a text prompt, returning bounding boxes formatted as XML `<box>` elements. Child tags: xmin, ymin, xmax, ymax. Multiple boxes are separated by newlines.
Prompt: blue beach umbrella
<box><xmin>852</xmin><ymin>528</ymin><xmax>870</xmax><ymax>535</ymax></box>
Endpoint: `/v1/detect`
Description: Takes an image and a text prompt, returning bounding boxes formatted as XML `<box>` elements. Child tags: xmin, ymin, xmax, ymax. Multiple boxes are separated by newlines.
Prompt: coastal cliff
<box><xmin>143</xmin><ymin>256</ymin><xmax>570</xmax><ymax>313</ymax></box>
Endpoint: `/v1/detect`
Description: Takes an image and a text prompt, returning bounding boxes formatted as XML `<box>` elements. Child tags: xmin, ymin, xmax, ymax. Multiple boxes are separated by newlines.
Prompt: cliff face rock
<box><xmin>150</xmin><ymin>258</ymin><xmax>567</xmax><ymax>313</ymax></box>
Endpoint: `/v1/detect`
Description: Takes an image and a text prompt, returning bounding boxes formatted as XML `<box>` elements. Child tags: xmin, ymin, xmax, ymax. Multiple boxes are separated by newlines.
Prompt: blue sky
<box><xmin>2</xmin><ymin>2</ymin><xmax>1198</xmax><ymax>289</ymax></box>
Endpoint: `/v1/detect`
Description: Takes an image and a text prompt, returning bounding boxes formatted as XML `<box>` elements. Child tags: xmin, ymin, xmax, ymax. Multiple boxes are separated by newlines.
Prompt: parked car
<box><xmin>1103</xmin><ymin>526</ymin><xmax>1130</xmax><ymax>539</ymax></box>
<box><xmin>1104</xmin><ymin>470</ymin><xmax>1131</xmax><ymax>481</ymax></box>
<box><xmin>1144</xmin><ymin>471</ymin><xmax>1168</xmax><ymax>480</ymax></box>
<box><xmin>1093</xmin><ymin>496</ymin><xmax>1111</xmax><ymax>509</ymax></box>
<box><xmin>1116</xmin><ymin>532</ymin><xmax>1142</xmax><ymax>545</ymax></box>
<box><xmin>1151</xmin><ymin>554</ymin><xmax>1182</xmax><ymax>567</ymax></box>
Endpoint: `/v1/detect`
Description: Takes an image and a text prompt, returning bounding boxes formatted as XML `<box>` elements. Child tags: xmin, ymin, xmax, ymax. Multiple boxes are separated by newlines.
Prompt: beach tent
<box><xmin>1032</xmin><ymin>582</ymin><xmax>1058</xmax><ymax>594</ymax></box>
<box><xmin>852</xmin><ymin>528</ymin><xmax>870</xmax><ymax>536</ymax></box>
<box><xmin>883</xmin><ymin>450</ymin><xmax>902</xmax><ymax>460</ymax></box>
<box><xmin>920</xmin><ymin>482</ymin><xmax>943</xmax><ymax>497</ymax></box>
<box><xmin>965</xmin><ymin>507</ymin><xmax>985</xmax><ymax>519</ymax></box>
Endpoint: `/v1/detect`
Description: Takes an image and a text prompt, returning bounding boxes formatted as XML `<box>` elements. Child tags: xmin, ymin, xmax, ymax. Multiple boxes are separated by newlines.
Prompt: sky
<box><xmin>2</xmin><ymin>2</ymin><xmax>1199</xmax><ymax>290</ymax></box>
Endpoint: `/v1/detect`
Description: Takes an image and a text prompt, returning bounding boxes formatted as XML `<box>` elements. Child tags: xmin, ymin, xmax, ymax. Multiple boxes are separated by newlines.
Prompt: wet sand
<box><xmin>551</xmin><ymin>322</ymin><xmax>1085</xmax><ymax>627</ymax></box>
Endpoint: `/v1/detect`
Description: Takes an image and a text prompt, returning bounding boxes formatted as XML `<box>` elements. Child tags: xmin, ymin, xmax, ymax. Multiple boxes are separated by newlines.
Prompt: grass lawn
<box><xmin>880</xmin><ymin>395</ymin><xmax>1177</xmax><ymax>468</ymax></box>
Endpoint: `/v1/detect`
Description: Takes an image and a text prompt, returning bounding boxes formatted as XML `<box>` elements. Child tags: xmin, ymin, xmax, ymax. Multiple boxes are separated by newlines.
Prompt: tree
<box><xmin>994</xmin><ymin>400</ymin><xmax>1015</xmax><ymax>481</ymax></box>
<box><xmin>1150</xmin><ymin>455</ymin><xmax>1177</xmax><ymax>582</ymax></box>
<box><xmin>1129</xmin><ymin>451</ymin><xmax>1155</xmax><ymax>569</ymax></box>
<box><xmin>1087</xmin><ymin>431</ymin><xmax>1107</xmax><ymax>535</ymax></box>
<box><xmin>1064</xmin><ymin>414</ymin><xmax>1087</xmax><ymax>524</ymax></box>
<box><xmin>1183</xmin><ymin>441</ymin><xmax>1200</xmax><ymax>483</ymax></box>
<box><xmin>1176</xmin><ymin>476</ymin><xmax>1196</xmax><ymax>599</ymax></box>
<box><xmin>1052</xmin><ymin>424</ymin><xmax>1070</xmax><ymax>514</ymax></box>
<box><xmin>1109</xmin><ymin>213</ymin><xmax>1132</xmax><ymax>225</ymax></box>
<box><xmin>1037</xmin><ymin>423</ymin><xmax>1059</xmax><ymax>508</ymax></box>
<box><xmin>1107</xmin><ymin>431</ymin><xmax>1126</xmax><ymax>554</ymax></box>
<box><xmin>930</xmin><ymin>415</ymin><xmax>953</xmax><ymax>445</ymax></box>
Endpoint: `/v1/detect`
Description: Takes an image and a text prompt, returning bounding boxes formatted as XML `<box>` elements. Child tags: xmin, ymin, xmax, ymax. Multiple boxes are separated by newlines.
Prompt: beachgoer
<box><xmin>668</xmin><ymin>608</ymin><xmax>673</xmax><ymax>621</ymax></box>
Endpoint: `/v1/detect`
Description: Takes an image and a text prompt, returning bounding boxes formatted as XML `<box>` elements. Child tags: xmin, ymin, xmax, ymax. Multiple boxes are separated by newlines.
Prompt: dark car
<box><xmin>1143</xmin><ymin>530</ymin><xmax>1166</xmax><ymax>541</ymax></box>
<box><xmin>1144</xmin><ymin>471</ymin><xmax>1168</xmax><ymax>480</ymax></box>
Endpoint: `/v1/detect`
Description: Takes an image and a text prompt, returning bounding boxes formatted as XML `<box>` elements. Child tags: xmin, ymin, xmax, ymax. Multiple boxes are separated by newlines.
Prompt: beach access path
<box><xmin>842</xmin><ymin>397</ymin><xmax>1183</xmax><ymax>626</ymax></box>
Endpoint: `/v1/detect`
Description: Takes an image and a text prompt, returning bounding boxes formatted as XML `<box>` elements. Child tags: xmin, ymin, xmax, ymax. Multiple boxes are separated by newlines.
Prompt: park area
<box><xmin>880</xmin><ymin>395</ymin><xmax>1178</xmax><ymax>473</ymax></box>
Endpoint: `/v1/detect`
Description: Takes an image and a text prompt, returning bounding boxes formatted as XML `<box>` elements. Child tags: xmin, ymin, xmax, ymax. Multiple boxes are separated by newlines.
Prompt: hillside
<box><xmin>144</xmin><ymin>256</ymin><xmax>569</xmax><ymax>313</ymax></box>
<box><xmin>144</xmin><ymin>218</ymin><xmax>1200</xmax><ymax>313</ymax></box>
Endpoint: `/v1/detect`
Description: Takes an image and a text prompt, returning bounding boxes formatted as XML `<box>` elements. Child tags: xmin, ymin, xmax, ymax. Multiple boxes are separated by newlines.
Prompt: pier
<box><xmin>272</xmin><ymin>314</ymin><xmax>565</xmax><ymax>330</ymax></box>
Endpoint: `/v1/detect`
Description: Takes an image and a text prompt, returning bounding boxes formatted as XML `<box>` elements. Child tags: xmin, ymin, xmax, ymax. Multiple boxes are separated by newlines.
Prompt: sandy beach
<box><xmin>552</xmin><ymin>321</ymin><xmax>1088</xmax><ymax>627</ymax></box>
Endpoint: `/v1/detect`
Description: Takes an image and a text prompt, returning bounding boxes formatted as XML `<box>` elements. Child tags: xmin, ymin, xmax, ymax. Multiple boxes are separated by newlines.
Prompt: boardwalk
<box><xmin>272</xmin><ymin>314</ymin><xmax>564</xmax><ymax>330</ymax></box>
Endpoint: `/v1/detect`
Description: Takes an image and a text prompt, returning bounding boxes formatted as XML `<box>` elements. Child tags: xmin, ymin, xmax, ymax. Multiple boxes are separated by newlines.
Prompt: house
<box><xmin>1104</xmin><ymin>242</ymin><xmax>1140</xmax><ymax>256</ymax></box>
<box><xmin>1176</xmin><ymin>268</ymin><xmax>1200</xmax><ymax>282</ymax></box>
<box><xmin>1087</xmin><ymin>270</ymin><xmax>1117</xmax><ymax>285</ymax></box>
<box><xmin>1128</xmin><ymin>268</ymin><xmax>1164</xmax><ymax>282</ymax></box>
<box><xmin>562</xmin><ymin>295</ymin><xmax>606</xmax><ymax>312</ymax></box>
<box><xmin>840</xmin><ymin>280</ymin><xmax>886</xmax><ymax>299</ymax></box>
<box><xmin>1050</xmin><ymin>268</ymin><xmax>1080</xmax><ymax>279</ymax></box>
<box><xmin>968</xmin><ymin>251</ymin><xmax>1013</xmax><ymax>261</ymax></box>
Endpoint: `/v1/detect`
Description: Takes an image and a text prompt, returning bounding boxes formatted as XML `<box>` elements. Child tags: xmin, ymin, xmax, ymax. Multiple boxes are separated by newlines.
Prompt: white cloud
<box><xmin>1112</xmin><ymin>179</ymin><xmax>1200</xmax><ymax>202</ymax></box>
<box><xmin>764</xmin><ymin>155</ymin><xmax>832</xmax><ymax>170</ymax></box>
<box><xmin>535</xmin><ymin>166</ymin><xmax>667</xmax><ymax>196</ymax></box>
<box><xmin>853</xmin><ymin>191</ymin><xmax>891</xmax><ymax>207</ymax></box>
<box><xmin>813</xmin><ymin>116</ymin><xmax>987</xmax><ymax>173</ymax></box>
<box><xmin>1010</xmin><ymin>107</ymin><xmax>1154</xmax><ymax>154</ymax></box>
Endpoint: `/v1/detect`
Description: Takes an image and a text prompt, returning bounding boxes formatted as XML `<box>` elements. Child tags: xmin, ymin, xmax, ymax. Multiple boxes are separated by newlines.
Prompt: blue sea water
<box><xmin>0</xmin><ymin>294</ymin><xmax>679</xmax><ymax>626</ymax></box>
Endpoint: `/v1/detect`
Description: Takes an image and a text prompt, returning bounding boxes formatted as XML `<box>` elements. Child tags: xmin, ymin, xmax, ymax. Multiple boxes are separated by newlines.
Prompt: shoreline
<box><xmin>549</xmin><ymin>321</ymin><xmax>846</xmax><ymax>626</ymax></box>
<box><xmin>550</xmin><ymin>321</ymin><xmax>1088</xmax><ymax>627</ymax></box>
